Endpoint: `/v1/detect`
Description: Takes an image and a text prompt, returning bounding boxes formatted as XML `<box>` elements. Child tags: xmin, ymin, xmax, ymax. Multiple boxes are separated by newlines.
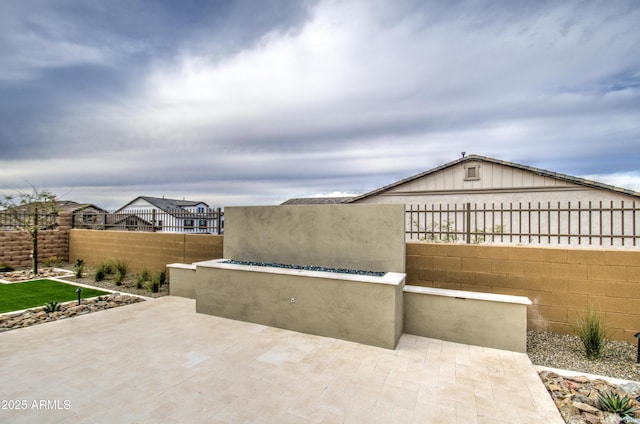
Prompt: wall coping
<box><xmin>403</xmin><ymin>285</ymin><xmax>532</xmax><ymax>305</ymax></box>
<box><xmin>193</xmin><ymin>259</ymin><xmax>406</xmax><ymax>286</ymax></box>
<box><xmin>167</xmin><ymin>263</ymin><xmax>197</xmax><ymax>271</ymax></box>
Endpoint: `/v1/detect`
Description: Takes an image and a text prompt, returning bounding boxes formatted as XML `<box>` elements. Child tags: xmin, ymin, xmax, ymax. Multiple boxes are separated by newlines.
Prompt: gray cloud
<box><xmin>1</xmin><ymin>0</ymin><xmax>639</xmax><ymax>208</ymax></box>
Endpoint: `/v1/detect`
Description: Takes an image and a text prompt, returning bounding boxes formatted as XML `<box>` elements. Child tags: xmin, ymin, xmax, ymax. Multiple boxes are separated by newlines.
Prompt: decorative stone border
<box><xmin>0</xmin><ymin>294</ymin><xmax>144</xmax><ymax>332</ymax></box>
<box><xmin>0</xmin><ymin>267</ymin><xmax>75</xmax><ymax>284</ymax></box>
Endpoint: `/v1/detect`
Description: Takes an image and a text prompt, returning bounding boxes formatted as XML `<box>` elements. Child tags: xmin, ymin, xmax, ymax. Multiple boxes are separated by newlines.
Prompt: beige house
<box><xmin>350</xmin><ymin>154</ymin><xmax>640</xmax><ymax>206</ymax></box>
<box><xmin>349</xmin><ymin>155</ymin><xmax>640</xmax><ymax>246</ymax></box>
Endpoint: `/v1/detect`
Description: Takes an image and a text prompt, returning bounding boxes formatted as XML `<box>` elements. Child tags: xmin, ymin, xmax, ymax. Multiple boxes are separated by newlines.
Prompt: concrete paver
<box><xmin>0</xmin><ymin>296</ymin><xmax>563</xmax><ymax>423</ymax></box>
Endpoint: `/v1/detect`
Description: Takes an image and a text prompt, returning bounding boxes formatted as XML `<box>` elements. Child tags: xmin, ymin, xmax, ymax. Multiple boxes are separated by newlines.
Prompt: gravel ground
<box><xmin>63</xmin><ymin>265</ymin><xmax>170</xmax><ymax>298</ymax></box>
<box><xmin>1</xmin><ymin>264</ymin><xmax>169</xmax><ymax>298</ymax></box>
<box><xmin>527</xmin><ymin>330</ymin><xmax>640</xmax><ymax>382</ymax></box>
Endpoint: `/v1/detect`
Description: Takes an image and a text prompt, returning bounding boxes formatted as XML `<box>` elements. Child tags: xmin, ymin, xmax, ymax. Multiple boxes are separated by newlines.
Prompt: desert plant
<box><xmin>413</xmin><ymin>219</ymin><xmax>459</xmax><ymax>243</ymax></box>
<box><xmin>114</xmin><ymin>260</ymin><xmax>128</xmax><ymax>286</ymax></box>
<box><xmin>136</xmin><ymin>268</ymin><xmax>151</xmax><ymax>289</ymax></box>
<box><xmin>148</xmin><ymin>279</ymin><xmax>160</xmax><ymax>293</ymax></box>
<box><xmin>74</xmin><ymin>259</ymin><xmax>85</xmax><ymax>278</ymax></box>
<box><xmin>101</xmin><ymin>260</ymin><xmax>114</xmax><ymax>275</ymax></box>
<box><xmin>574</xmin><ymin>306</ymin><xmax>607</xmax><ymax>360</ymax></box>
<box><xmin>0</xmin><ymin>262</ymin><xmax>15</xmax><ymax>272</ymax></box>
<box><xmin>43</xmin><ymin>300</ymin><xmax>61</xmax><ymax>313</ymax></box>
<box><xmin>473</xmin><ymin>225</ymin><xmax>506</xmax><ymax>244</ymax></box>
<box><xmin>94</xmin><ymin>266</ymin><xmax>106</xmax><ymax>282</ymax></box>
<box><xmin>43</xmin><ymin>256</ymin><xmax>63</xmax><ymax>267</ymax></box>
<box><xmin>598</xmin><ymin>392</ymin><xmax>635</xmax><ymax>416</ymax></box>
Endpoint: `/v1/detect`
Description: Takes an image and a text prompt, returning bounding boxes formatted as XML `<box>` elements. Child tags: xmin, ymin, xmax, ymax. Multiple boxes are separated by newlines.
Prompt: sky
<box><xmin>0</xmin><ymin>0</ymin><xmax>639</xmax><ymax>209</ymax></box>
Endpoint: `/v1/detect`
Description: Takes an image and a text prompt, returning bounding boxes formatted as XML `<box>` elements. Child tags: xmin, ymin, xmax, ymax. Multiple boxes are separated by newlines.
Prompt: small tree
<box><xmin>0</xmin><ymin>184</ymin><xmax>58</xmax><ymax>274</ymax></box>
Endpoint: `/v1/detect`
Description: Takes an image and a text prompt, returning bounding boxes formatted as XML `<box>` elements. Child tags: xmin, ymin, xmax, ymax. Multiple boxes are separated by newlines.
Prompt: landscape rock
<box><xmin>0</xmin><ymin>267</ymin><xmax>73</xmax><ymax>282</ymax></box>
<box><xmin>583</xmin><ymin>413</ymin><xmax>602</xmax><ymax>424</ymax></box>
<box><xmin>540</xmin><ymin>371</ymin><xmax>640</xmax><ymax>424</ymax></box>
<box><xmin>603</xmin><ymin>414</ymin><xmax>622</xmax><ymax>424</ymax></box>
<box><xmin>574</xmin><ymin>402</ymin><xmax>601</xmax><ymax>414</ymax></box>
<box><xmin>568</xmin><ymin>415</ymin><xmax>588</xmax><ymax>424</ymax></box>
<box><xmin>619</xmin><ymin>382</ymin><xmax>640</xmax><ymax>396</ymax></box>
<box><xmin>0</xmin><ymin>294</ymin><xmax>144</xmax><ymax>333</ymax></box>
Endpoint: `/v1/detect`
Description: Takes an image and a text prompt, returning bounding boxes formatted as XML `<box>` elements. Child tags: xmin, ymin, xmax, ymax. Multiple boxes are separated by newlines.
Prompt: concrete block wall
<box><xmin>68</xmin><ymin>229</ymin><xmax>223</xmax><ymax>273</ymax></box>
<box><xmin>19</xmin><ymin>225</ymin><xmax>640</xmax><ymax>345</ymax></box>
<box><xmin>0</xmin><ymin>231</ymin><xmax>35</xmax><ymax>267</ymax></box>
<box><xmin>0</xmin><ymin>212</ymin><xmax>71</xmax><ymax>268</ymax></box>
<box><xmin>407</xmin><ymin>242</ymin><xmax>640</xmax><ymax>343</ymax></box>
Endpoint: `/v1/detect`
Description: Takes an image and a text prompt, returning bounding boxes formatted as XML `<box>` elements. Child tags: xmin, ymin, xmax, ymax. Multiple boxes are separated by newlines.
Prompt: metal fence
<box><xmin>407</xmin><ymin>201</ymin><xmax>640</xmax><ymax>247</ymax></box>
<box><xmin>72</xmin><ymin>208</ymin><xmax>224</xmax><ymax>234</ymax></box>
<box><xmin>0</xmin><ymin>209</ymin><xmax>58</xmax><ymax>231</ymax></box>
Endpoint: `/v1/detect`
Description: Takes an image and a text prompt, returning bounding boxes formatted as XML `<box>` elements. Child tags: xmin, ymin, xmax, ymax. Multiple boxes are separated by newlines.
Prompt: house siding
<box><xmin>354</xmin><ymin>161</ymin><xmax>636</xmax><ymax>206</ymax></box>
<box><xmin>117</xmin><ymin>199</ymin><xmax>215</xmax><ymax>233</ymax></box>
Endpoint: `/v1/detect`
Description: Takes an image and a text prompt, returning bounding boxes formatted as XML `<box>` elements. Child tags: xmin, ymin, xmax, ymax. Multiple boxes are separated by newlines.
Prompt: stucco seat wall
<box><xmin>194</xmin><ymin>260</ymin><xmax>406</xmax><ymax>349</ymax></box>
<box><xmin>403</xmin><ymin>285</ymin><xmax>531</xmax><ymax>352</ymax></box>
<box><xmin>167</xmin><ymin>263</ymin><xmax>197</xmax><ymax>299</ymax></box>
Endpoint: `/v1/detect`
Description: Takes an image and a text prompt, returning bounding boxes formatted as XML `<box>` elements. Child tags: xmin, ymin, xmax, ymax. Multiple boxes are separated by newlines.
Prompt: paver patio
<box><xmin>0</xmin><ymin>296</ymin><xmax>563</xmax><ymax>423</ymax></box>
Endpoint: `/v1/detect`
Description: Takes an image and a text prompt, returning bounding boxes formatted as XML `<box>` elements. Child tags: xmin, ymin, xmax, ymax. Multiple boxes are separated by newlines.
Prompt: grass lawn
<box><xmin>0</xmin><ymin>279</ymin><xmax>109</xmax><ymax>313</ymax></box>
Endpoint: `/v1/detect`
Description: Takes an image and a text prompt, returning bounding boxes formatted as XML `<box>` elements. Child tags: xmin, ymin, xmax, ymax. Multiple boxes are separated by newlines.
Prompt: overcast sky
<box><xmin>1</xmin><ymin>0</ymin><xmax>639</xmax><ymax>209</ymax></box>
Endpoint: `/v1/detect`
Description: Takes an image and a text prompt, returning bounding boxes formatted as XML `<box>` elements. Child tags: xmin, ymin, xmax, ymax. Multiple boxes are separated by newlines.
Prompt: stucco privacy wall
<box><xmin>69</xmin><ymin>229</ymin><xmax>223</xmax><ymax>273</ymax></box>
<box><xmin>407</xmin><ymin>242</ymin><xmax>640</xmax><ymax>343</ymax></box>
<box><xmin>0</xmin><ymin>212</ymin><xmax>71</xmax><ymax>267</ymax></box>
<box><xmin>224</xmin><ymin>204</ymin><xmax>406</xmax><ymax>272</ymax></box>
<box><xmin>188</xmin><ymin>204</ymin><xmax>407</xmax><ymax>348</ymax></box>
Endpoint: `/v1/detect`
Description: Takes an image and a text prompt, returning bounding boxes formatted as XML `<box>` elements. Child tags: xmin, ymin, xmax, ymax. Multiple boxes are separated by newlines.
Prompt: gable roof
<box><xmin>349</xmin><ymin>154</ymin><xmax>640</xmax><ymax>202</ymax></box>
<box><xmin>117</xmin><ymin>196</ymin><xmax>209</xmax><ymax>213</ymax></box>
<box><xmin>281</xmin><ymin>197</ymin><xmax>355</xmax><ymax>205</ymax></box>
<box><xmin>56</xmin><ymin>200</ymin><xmax>106</xmax><ymax>213</ymax></box>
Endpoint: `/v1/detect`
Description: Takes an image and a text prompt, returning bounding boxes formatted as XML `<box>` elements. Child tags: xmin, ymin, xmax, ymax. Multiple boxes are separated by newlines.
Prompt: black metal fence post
<box><xmin>465</xmin><ymin>202</ymin><xmax>471</xmax><ymax>244</ymax></box>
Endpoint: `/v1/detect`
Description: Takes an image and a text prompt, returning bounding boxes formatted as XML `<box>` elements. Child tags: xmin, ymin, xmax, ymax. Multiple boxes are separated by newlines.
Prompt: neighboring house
<box><xmin>114</xmin><ymin>196</ymin><xmax>221</xmax><ymax>233</ymax></box>
<box><xmin>348</xmin><ymin>154</ymin><xmax>640</xmax><ymax>246</ymax></box>
<box><xmin>350</xmin><ymin>154</ymin><xmax>640</xmax><ymax>206</ymax></box>
<box><xmin>0</xmin><ymin>200</ymin><xmax>105</xmax><ymax>230</ymax></box>
<box><xmin>281</xmin><ymin>197</ymin><xmax>354</xmax><ymax>205</ymax></box>
<box><xmin>284</xmin><ymin>155</ymin><xmax>640</xmax><ymax>246</ymax></box>
<box><xmin>57</xmin><ymin>201</ymin><xmax>107</xmax><ymax>229</ymax></box>
<box><xmin>56</xmin><ymin>200</ymin><xmax>106</xmax><ymax>213</ymax></box>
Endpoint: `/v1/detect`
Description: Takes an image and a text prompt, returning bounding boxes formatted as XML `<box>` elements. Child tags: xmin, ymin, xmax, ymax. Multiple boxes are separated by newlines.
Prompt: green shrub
<box><xmin>148</xmin><ymin>271</ymin><xmax>165</xmax><ymax>293</ymax></box>
<box><xmin>74</xmin><ymin>259</ymin><xmax>85</xmax><ymax>278</ymax></box>
<box><xmin>136</xmin><ymin>268</ymin><xmax>151</xmax><ymax>289</ymax></box>
<box><xmin>43</xmin><ymin>256</ymin><xmax>64</xmax><ymax>267</ymax></box>
<box><xmin>114</xmin><ymin>260</ymin><xmax>128</xmax><ymax>286</ymax></box>
<box><xmin>148</xmin><ymin>279</ymin><xmax>160</xmax><ymax>293</ymax></box>
<box><xmin>101</xmin><ymin>260</ymin><xmax>114</xmax><ymax>275</ymax></box>
<box><xmin>599</xmin><ymin>392</ymin><xmax>635</xmax><ymax>416</ymax></box>
<box><xmin>574</xmin><ymin>306</ymin><xmax>607</xmax><ymax>360</ymax></box>
<box><xmin>94</xmin><ymin>266</ymin><xmax>106</xmax><ymax>282</ymax></box>
<box><xmin>44</xmin><ymin>301</ymin><xmax>61</xmax><ymax>313</ymax></box>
